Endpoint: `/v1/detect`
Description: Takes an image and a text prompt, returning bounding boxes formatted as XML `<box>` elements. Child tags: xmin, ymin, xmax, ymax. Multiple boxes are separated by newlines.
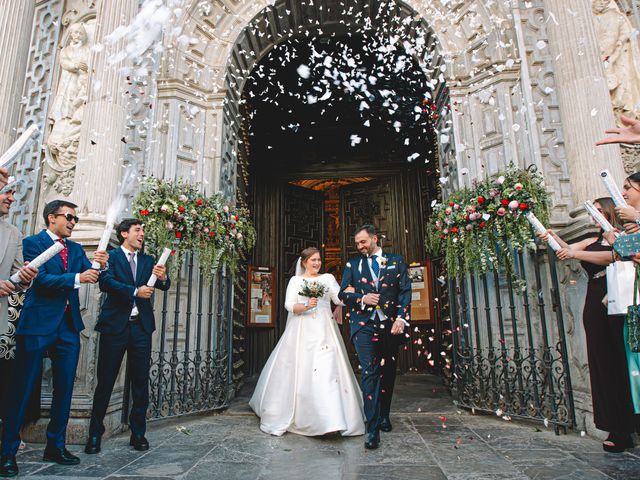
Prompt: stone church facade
<box><xmin>1</xmin><ymin>0</ymin><xmax>639</xmax><ymax>441</ymax></box>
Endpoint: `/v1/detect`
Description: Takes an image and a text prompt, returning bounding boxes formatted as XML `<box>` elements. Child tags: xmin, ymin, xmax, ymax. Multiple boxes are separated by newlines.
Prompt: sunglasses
<box><xmin>54</xmin><ymin>213</ymin><xmax>80</xmax><ymax>223</ymax></box>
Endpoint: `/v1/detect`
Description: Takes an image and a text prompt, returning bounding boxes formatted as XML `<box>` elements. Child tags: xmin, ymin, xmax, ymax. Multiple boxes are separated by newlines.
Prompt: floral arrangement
<box><xmin>298</xmin><ymin>280</ymin><xmax>327</xmax><ymax>299</ymax></box>
<box><xmin>132</xmin><ymin>177</ymin><xmax>256</xmax><ymax>277</ymax></box>
<box><xmin>426</xmin><ymin>164</ymin><xmax>550</xmax><ymax>279</ymax></box>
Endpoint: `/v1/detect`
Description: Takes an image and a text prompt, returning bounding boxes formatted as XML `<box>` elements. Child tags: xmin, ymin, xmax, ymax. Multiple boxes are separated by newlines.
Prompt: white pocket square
<box><xmin>386</xmin><ymin>265</ymin><xmax>397</xmax><ymax>270</ymax></box>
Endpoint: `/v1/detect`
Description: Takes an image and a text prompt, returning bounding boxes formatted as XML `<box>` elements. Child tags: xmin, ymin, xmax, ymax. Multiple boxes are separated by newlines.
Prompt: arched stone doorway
<box><xmin>216</xmin><ymin>0</ymin><xmax>452</xmax><ymax>375</ymax></box>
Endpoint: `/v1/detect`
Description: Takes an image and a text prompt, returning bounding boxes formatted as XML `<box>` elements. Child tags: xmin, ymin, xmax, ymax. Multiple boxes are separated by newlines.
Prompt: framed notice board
<box><xmin>408</xmin><ymin>261</ymin><xmax>434</xmax><ymax>322</ymax></box>
<box><xmin>246</xmin><ymin>265</ymin><xmax>276</xmax><ymax>328</ymax></box>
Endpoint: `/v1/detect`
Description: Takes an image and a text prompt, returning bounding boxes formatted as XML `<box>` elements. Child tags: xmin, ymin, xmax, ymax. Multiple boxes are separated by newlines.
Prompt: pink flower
<box><xmin>497</xmin><ymin>207</ymin><xmax>507</xmax><ymax>217</ymax></box>
<box><xmin>508</xmin><ymin>200</ymin><xmax>519</xmax><ymax>210</ymax></box>
<box><xmin>495</xmin><ymin>175</ymin><xmax>505</xmax><ymax>185</ymax></box>
<box><xmin>445</xmin><ymin>208</ymin><xmax>452</xmax><ymax>215</ymax></box>
<box><xmin>514</xmin><ymin>183</ymin><xmax>523</xmax><ymax>191</ymax></box>
<box><xmin>160</xmin><ymin>204</ymin><xmax>169</xmax><ymax>212</ymax></box>
<box><xmin>223</xmin><ymin>205</ymin><xmax>229</xmax><ymax>213</ymax></box>
<box><xmin>465</xmin><ymin>224</ymin><xmax>473</xmax><ymax>231</ymax></box>
<box><xmin>236</xmin><ymin>233</ymin><xmax>243</xmax><ymax>240</ymax></box>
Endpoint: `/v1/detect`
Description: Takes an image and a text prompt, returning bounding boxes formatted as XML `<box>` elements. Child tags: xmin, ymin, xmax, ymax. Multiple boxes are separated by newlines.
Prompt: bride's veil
<box><xmin>295</xmin><ymin>257</ymin><xmax>305</xmax><ymax>276</ymax></box>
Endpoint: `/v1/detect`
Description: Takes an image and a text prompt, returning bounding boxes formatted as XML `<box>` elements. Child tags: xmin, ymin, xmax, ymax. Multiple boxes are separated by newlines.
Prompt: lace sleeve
<box><xmin>327</xmin><ymin>274</ymin><xmax>343</xmax><ymax>305</ymax></box>
<box><xmin>284</xmin><ymin>276</ymin><xmax>300</xmax><ymax>313</ymax></box>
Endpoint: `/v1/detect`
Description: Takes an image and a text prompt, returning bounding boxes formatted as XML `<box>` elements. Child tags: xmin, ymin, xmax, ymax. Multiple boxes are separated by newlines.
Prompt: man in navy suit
<box><xmin>339</xmin><ymin>224</ymin><xmax>411</xmax><ymax>450</ymax></box>
<box><xmin>84</xmin><ymin>219</ymin><xmax>170</xmax><ymax>455</ymax></box>
<box><xmin>0</xmin><ymin>200</ymin><xmax>108</xmax><ymax>477</ymax></box>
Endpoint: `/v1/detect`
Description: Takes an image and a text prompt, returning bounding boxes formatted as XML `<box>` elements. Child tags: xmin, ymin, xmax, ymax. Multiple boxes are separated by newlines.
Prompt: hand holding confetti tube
<box><xmin>147</xmin><ymin>248</ymin><xmax>172</xmax><ymax>287</ymax></box>
<box><xmin>10</xmin><ymin>242</ymin><xmax>64</xmax><ymax>283</ymax></box>
<box><xmin>599</xmin><ymin>169</ymin><xmax>628</xmax><ymax>208</ymax></box>
<box><xmin>525</xmin><ymin>211</ymin><xmax>561</xmax><ymax>251</ymax></box>
<box><xmin>583</xmin><ymin>200</ymin><xmax>615</xmax><ymax>233</ymax></box>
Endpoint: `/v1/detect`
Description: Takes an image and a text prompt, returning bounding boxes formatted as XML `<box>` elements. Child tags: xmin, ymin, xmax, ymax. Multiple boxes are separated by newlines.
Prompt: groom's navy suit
<box><xmin>89</xmin><ymin>247</ymin><xmax>170</xmax><ymax>438</ymax></box>
<box><xmin>1</xmin><ymin>230</ymin><xmax>95</xmax><ymax>455</ymax></box>
<box><xmin>339</xmin><ymin>251</ymin><xmax>411</xmax><ymax>434</ymax></box>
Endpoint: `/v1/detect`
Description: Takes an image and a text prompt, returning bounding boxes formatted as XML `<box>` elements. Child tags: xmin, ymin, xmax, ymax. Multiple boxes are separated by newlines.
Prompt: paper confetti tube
<box><xmin>146</xmin><ymin>247</ymin><xmax>172</xmax><ymax>287</ymax></box>
<box><xmin>91</xmin><ymin>223</ymin><xmax>114</xmax><ymax>269</ymax></box>
<box><xmin>599</xmin><ymin>169</ymin><xmax>628</xmax><ymax>208</ymax></box>
<box><xmin>0</xmin><ymin>125</ymin><xmax>39</xmax><ymax>168</ymax></box>
<box><xmin>525</xmin><ymin>211</ymin><xmax>561</xmax><ymax>251</ymax></box>
<box><xmin>10</xmin><ymin>242</ymin><xmax>64</xmax><ymax>283</ymax></box>
<box><xmin>583</xmin><ymin>201</ymin><xmax>614</xmax><ymax>233</ymax></box>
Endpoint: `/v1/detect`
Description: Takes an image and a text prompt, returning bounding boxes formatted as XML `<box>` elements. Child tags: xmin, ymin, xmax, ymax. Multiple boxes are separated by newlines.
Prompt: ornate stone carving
<box><xmin>592</xmin><ymin>0</ymin><xmax>640</xmax><ymax>122</ymax></box>
<box><xmin>45</xmin><ymin>22</ymin><xmax>92</xmax><ymax>173</ymax></box>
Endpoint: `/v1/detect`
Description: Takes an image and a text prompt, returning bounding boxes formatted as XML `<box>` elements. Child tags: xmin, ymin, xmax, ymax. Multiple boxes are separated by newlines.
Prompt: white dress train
<box><xmin>249</xmin><ymin>273</ymin><xmax>365</xmax><ymax>436</ymax></box>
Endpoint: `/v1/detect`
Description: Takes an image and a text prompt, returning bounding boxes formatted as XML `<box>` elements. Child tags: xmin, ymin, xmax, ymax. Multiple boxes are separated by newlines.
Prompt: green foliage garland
<box><xmin>132</xmin><ymin>177</ymin><xmax>256</xmax><ymax>277</ymax></box>
<box><xmin>426</xmin><ymin>164</ymin><xmax>550</xmax><ymax>280</ymax></box>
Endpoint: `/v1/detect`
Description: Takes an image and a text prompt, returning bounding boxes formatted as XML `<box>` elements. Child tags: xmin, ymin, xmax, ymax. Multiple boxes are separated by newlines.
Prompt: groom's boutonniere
<box><xmin>380</xmin><ymin>257</ymin><xmax>388</xmax><ymax>268</ymax></box>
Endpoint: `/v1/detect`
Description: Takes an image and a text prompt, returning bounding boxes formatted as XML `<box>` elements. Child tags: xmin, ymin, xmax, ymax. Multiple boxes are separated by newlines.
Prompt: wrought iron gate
<box><xmin>134</xmin><ymin>254</ymin><xmax>238</xmax><ymax>420</ymax></box>
<box><xmin>448</xmin><ymin>245</ymin><xmax>576</xmax><ymax>432</ymax></box>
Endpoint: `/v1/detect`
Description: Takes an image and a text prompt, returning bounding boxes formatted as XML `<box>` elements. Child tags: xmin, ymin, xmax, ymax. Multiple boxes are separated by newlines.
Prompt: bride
<box><xmin>249</xmin><ymin>247</ymin><xmax>365</xmax><ymax>437</ymax></box>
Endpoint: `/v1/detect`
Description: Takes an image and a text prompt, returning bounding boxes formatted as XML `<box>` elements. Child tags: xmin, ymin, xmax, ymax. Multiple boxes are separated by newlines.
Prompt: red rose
<box><xmin>449</xmin><ymin>202</ymin><xmax>455</xmax><ymax>207</ymax></box>
<box><xmin>209</xmin><ymin>231</ymin><xmax>215</xmax><ymax>237</ymax></box>
<box><xmin>440</xmin><ymin>234</ymin><xmax>445</xmax><ymax>239</ymax></box>
<box><xmin>139</xmin><ymin>209</ymin><xmax>149</xmax><ymax>216</ymax></box>
<box><xmin>519</xmin><ymin>203</ymin><xmax>527</xmax><ymax>210</ymax></box>
<box><xmin>479</xmin><ymin>221</ymin><xmax>486</xmax><ymax>229</ymax></box>
<box><xmin>451</xmin><ymin>227</ymin><xmax>458</xmax><ymax>234</ymax></box>
<box><xmin>234</xmin><ymin>215</ymin><xmax>239</xmax><ymax>221</ymax></box>
<box><xmin>175</xmin><ymin>231</ymin><xmax>182</xmax><ymax>239</ymax></box>
<box><xmin>477</xmin><ymin>196</ymin><xmax>485</xmax><ymax>204</ymax></box>
<box><xmin>197</xmin><ymin>199</ymin><xmax>203</xmax><ymax>206</ymax></box>
<box><xmin>178</xmin><ymin>206</ymin><xmax>185</xmax><ymax>213</ymax></box>
<box><xmin>501</xmin><ymin>199</ymin><xmax>509</xmax><ymax>206</ymax></box>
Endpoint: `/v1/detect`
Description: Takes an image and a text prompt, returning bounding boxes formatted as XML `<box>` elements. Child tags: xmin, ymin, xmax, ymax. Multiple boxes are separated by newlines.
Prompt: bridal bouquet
<box><xmin>298</xmin><ymin>280</ymin><xmax>326</xmax><ymax>298</ymax></box>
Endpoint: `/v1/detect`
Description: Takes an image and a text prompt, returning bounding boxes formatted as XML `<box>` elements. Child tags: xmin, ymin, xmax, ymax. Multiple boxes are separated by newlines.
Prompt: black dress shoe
<box><xmin>0</xmin><ymin>455</ymin><xmax>18</xmax><ymax>478</ymax></box>
<box><xmin>43</xmin><ymin>446</ymin><xmax>80</xmax><ymax>465</ymax></box>
<box><xmin>130</xmin><ymin>434</ymin><xmax>149</xmax><ymax>451</ymax></box>
<box><xmin>84</xmin><ymin>435</ymin><xmax>101</xmax><ymax>454</ymax></box>
<box><xmin>380</xmin><ymin>416</ymin><xmax>393</xmax><ymax>432</ymax></box>
<box><xmin>364</xmin><ymin>430</ymin><xmax>380</xmax><ymax>450</ymax></box>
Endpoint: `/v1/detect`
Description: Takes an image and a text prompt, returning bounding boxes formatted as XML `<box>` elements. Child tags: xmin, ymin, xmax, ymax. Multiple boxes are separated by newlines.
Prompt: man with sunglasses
<box><xmin>0</xmin><ymin>200</ymin><xmax>108</xmax><ymax>477</ymax></box>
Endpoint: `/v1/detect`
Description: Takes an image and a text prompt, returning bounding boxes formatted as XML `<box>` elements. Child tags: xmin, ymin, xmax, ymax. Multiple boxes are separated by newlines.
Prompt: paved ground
<box><xmin>10</xmin><ymin>374</ymin><xmax>640</xmax><ymax>479</ymax></box>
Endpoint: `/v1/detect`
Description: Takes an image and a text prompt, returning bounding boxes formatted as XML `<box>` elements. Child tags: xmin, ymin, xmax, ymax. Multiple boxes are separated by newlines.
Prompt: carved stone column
<box><xmin>0</xmin><ymin>0</ymin><xmax>36</xmax><ymax>155</ymax></box>
<box><xmin>71</xmin><ymin>0</ymin><xmax>138</xmax><ymax>242</ymax></box>
<box><xmin>544</xmin><ymin>0</ymin><xmax>626</xmax><ymax>209</ymax></box>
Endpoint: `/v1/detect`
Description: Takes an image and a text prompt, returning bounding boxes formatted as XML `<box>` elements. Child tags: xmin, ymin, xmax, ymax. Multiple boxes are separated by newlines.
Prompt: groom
<box><xmin>339</xmin><ymin>224</ymin><xmax>411</xmax><ymax>449</ymax></box>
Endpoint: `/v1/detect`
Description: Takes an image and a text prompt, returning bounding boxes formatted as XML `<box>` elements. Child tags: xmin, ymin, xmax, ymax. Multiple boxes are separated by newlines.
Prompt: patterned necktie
<box><xmin>370</xmin><ymin>254</ymin><xmax>380</xmax><ymax>277</ymax></box>
<box><xmin>129</xmin><ymin>252</ymin><xmax>137</xmax><ymax>281</ymax></box>
<box><xmin>58</xmin><ymin>239</ymin><xmax>68</xmax><ymax>271</ymax></box>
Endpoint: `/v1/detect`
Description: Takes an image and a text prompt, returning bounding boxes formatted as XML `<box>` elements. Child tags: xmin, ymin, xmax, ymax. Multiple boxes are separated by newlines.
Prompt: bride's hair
<box><xmin>300</xmin><ymin>247</ymin><xmax>320</xmax><ymax>267</ymax></box>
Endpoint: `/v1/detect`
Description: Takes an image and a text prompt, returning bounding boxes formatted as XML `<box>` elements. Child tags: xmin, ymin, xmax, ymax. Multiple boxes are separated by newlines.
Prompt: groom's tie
<box><xmin>370</xmin><ymin>254</ymin><xmax>380</xmax><ymax>278</ymax></box>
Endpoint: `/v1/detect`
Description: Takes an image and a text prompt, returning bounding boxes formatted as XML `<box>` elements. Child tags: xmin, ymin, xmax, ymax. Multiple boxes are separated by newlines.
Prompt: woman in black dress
<box><xmin>542</xmin><ymin>197</ymin><xmax>635</xmax><ymax>452</ymax></box>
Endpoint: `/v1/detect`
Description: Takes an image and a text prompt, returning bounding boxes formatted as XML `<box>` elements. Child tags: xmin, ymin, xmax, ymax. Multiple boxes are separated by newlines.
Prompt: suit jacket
<box><xmin>19</xmin><ymin>229</ymin><xmax>94</xmax><ymax>336</ymax></box>
<box><xmin>0</xmin><ymin>219</ymin><xmax>25</xmax><ymax>335</ymax></box>
<box><xmin>339</xmin><ymin>252</ymin><xmax>411</xmax><ymax>339</ymax></box>
<box><xmin>97</xmin><ymin>247</ymin><xmax>171</xmax><ymax>335</ymax></box>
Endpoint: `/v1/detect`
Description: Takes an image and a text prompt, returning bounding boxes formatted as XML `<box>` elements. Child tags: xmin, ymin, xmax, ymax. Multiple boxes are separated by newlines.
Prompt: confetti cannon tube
<box><xmin>583</xmin><ymin>200</ymin><xmax>615</xmax><ymax>233</ymax></box>
<box><xmin>91</xmin><ymin>223</ymin><xmax>114</xmax><ymax>269</ymax></box>
<box><xmin>146</xmin><ymin>247</ymin><xmax>172</xmax><ymax>287</ymax></box>
<box><xmin>10</xmin><ymin>242</ymin><xmax>64</xmax><ymax>283</ymax></box>
<box><xmin>0</xmin><ymin>125</ymin><xmax>39</xmax><ymax>168</ymax></box>
<box><xmin>599</xmin><ymin>169</ymin><xmax>628</xmax><ymax>208</ymax></box>
<box><xmin>525</xmin><ymin>211</ymin><xmax>561</xmax><ymax>251</ymax></box>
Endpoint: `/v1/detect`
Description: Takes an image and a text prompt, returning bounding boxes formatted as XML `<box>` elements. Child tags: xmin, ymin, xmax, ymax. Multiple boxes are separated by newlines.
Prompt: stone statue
<box><xmin>591</xmin><ymin>0</ymin><xmax>640</xmax><ymax>123</ymax></box>
<box><xmin>46</xmin><ymin>22</ymin><xmax>91</xmax><ymax>172</ymax></box>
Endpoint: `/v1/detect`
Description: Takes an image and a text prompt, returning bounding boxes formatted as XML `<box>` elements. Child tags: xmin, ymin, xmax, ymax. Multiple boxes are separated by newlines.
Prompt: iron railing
<box><xmin>449</xmin><ymin>245</ymin><xmax>575</xmax><ymax>433</ymax></box>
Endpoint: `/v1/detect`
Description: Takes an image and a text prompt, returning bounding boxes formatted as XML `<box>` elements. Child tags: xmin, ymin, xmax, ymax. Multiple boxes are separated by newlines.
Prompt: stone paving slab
<box><xmin>9</xmin><ymin>374</ymin><xmax>640</xmax><ymax>479</ymax></box>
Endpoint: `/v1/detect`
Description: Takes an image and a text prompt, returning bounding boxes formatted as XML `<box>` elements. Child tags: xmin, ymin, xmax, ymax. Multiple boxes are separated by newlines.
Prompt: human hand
<box><xmin>537</xmin><ymin>229</ymin><xmax>551</xmax><ymax>242</ymax></box>
<box><xmin>333</xmin><ymin>305</ymin><xmax>343</xmax><ymax>325</ymax></box>
<box><xmin>556</xmin><ymin>247</ymin><xmax>574</xmax><ymax>260</ymax></box>
<box><xmin>603</xmin><ymin>230</ymin><xmax>620</xmax><ymax>246</ymax></box>
<box><xmin>596</xmin><ymin>115</ymin><xmax>640</xmax><ymax>146</ymax></box>
<box><xmin>136</xmin><ymin>286</ymin><xmax>155</xmax><ymax>299</ymax></box>
<box><xmin>0</xmin><ymin>280</ymin><xmax>15</xmax><ymax>297</ymax></box>
<box><xmin>307</xmin><ymin>297</ymin><xmax>318</xmax><ymax>309</ymax></box>
<box><xmin>634</xmin><ymin>253</ymin><xmax>640</xmax><ymax>266</ymax></box>
<box><xmin>93</xmin><ymin>251</ymin><xmax>108</xmax><ymax>269</ymax></box>
<box><xmin>615</xmin><ymin>206</ymin><xmax>640</xmax><ymax>223</ymax></box>
<box><xmin>623</xmin><ymin>222</ymin><xmax>640</xmax><ymax>234</ymax></box>
<box><xmin>17</xmin><ymin>263</ymin><xmax>38</xmax><ymax>284</ymax></box>
<box><xmin>362</xmin><ymin>293</ymin><xmax>380</xmax><ymax>306</ymax></box>
<box><xmin>0</xmin><ymin>167</ymin><xmax>8</xmax><ymax>189</ymax></box>
<box><xmin>391</xmin><ymin>319</ymin><xmax>405</xmax><ymax>335</ymax></box>
<box><xmin>152</xmin><ymin>265</ymin><xmax>167</xmax><ymax>281</ymax></box>
<box><xmin>80</xmin><ymin>269</ymin><xmax>100</xmax><ymax>284</ymax></box>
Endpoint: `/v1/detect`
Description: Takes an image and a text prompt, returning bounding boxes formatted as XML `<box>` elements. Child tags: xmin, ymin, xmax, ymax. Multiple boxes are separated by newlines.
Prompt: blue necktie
<box><xmin>371</xmin><ymin>254</ymin><xmax>380</xmax><ymax>277</ymax></box>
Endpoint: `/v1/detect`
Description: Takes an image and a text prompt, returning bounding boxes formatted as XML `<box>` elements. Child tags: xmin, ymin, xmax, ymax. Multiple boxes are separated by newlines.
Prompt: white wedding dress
<box><xmin>249</xmin><ymin>273</ymin><xmax>365</xmax><ymax>436</ymax></box>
